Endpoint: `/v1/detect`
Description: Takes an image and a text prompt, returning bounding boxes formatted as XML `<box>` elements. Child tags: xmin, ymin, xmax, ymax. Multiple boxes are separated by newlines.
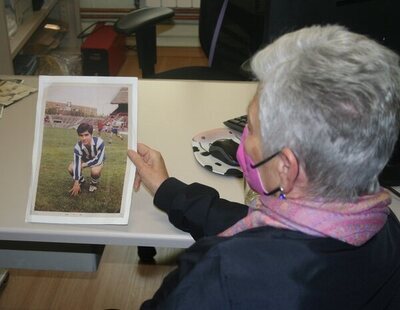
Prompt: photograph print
<box><xmin>26</xmin><ymin>76</ymin><xmax>138</xmax><ymax>224</ymax></box>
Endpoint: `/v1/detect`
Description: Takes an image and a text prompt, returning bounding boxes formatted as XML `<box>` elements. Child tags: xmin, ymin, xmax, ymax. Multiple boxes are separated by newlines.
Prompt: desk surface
<box><xmin>1</xmin><ymin>77</ymin><xmax>399</xmax><ymax>248</ymax></box>
<box><xmin>0</xmin><ymin>77</ymin><xmax>257</xmax><ymax>248</ymax></box>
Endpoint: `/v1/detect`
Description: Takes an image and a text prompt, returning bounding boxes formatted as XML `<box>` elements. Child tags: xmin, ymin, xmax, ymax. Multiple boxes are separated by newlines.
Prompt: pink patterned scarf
<box><xmin>219</xmin><ymin>189</ymin><xmax>391</xmax><ymax>246</ymax></box>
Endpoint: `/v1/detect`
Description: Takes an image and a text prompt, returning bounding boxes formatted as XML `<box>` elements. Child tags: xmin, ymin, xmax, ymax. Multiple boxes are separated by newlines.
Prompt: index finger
<box><xmin>128</xmin><ymin>149</ymin><xmax>145</xmax><ymax>169</ymax></box>
<box><xmin>137</xmin><ymin>143</ymin><xmax>151</xmax><ymax>156</ymax></box>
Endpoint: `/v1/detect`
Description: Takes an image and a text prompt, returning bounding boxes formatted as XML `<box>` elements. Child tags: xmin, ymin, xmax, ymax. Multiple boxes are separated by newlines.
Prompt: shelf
<box><xmin>0</xmin><ymin>0</ymin><xmax>81</xmax><ymax>74</ymax></box>
<box><xmin>9</xmin><ymin>0</ymin><xmax>58</xmax><ymax>58</ymax></box>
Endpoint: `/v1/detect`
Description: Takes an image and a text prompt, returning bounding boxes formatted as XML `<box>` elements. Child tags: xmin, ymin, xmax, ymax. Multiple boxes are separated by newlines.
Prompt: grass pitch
<box><xmin>35</xmin><ymin>127</ymin><xmax>128</xmax><ymax>213</ymax></box>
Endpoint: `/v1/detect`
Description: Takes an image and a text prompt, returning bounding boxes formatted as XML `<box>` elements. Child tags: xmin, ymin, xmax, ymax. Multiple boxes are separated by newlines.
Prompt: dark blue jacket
<box><xmin>141</xmin><ymin>178</ymin><xmax>400</xmax><ymax>310</ymax></box>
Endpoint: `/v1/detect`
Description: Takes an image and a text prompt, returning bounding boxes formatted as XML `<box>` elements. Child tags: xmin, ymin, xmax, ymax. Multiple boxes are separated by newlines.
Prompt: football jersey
<box><xmin>72</xmin><ymin>136</ymin><xmax>105</xmax><ymax>180</ymax></box>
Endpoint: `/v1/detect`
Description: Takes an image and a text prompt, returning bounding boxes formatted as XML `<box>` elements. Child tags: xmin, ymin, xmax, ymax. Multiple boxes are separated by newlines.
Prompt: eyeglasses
<box><xmin>250</xmin><ymin>151</ymin><xmax>280</xmax><ymax>169</ymax></box>
<box><xmin>250</xmin><ymin>150</ymin><xmax>285</xmax><ymax>198</ymax></box>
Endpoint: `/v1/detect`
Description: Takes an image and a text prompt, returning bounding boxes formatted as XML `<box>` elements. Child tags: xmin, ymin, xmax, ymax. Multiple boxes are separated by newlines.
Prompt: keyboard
<box><xmin>223</xmin><ymin>115</ymin><xmax>247</xmax><ymax>133</ymax></box>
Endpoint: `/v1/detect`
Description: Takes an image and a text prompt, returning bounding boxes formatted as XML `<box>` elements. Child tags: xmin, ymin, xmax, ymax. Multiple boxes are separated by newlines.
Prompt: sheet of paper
<box><xmin>0</xmin><ymin>79</ymin><xmax>37</xmax><ymax>107</ymax></box>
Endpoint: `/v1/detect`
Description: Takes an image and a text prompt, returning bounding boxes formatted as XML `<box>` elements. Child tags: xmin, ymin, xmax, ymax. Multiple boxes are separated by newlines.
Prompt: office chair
<box><xmin>114</xmin><ymin>0</ymin><xmax>268</xmax><ymax>80</ymax></box>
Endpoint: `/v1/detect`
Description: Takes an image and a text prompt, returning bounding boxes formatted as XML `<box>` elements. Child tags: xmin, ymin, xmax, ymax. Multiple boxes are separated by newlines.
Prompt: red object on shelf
<box><xmin>81</xmin><ymin>24</ymin><xmax>126</xmax><ymax>76</ymax></box>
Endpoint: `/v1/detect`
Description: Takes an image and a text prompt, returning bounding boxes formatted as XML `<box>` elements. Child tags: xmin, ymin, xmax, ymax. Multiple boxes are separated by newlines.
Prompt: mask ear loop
<box><xmin>251</xmin><ymin>151</ymin><xmax>287</xmax><ymax>199</ymax></box>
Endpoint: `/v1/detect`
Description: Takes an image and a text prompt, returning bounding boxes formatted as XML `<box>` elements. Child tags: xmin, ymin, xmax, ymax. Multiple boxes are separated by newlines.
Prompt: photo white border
<box><xmin>26</xmin><ymin>76</ymin><xmax>138</xmax><ymax>225</ymax></box>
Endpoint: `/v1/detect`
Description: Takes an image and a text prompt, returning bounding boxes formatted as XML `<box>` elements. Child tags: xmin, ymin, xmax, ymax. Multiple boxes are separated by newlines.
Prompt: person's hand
<box><xmin>128</xmin><ymin>143</ymin><xmax>169</xmax><ymax>195</ymax></box>
<box><xmin>69</xmin><ymin>181</ymin><xmax>81</xmax><ymax>196</ymax></box>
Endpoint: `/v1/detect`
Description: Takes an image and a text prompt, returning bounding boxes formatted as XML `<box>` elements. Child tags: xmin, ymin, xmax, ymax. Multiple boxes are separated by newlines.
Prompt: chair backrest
<box><xmin>198</xmin><ymin>0</ymin><xmax>225</xmax><ymax>58</ymax></box>
<box><xmin>198</xmin><ymin>0</ymin><xmax>268</xmax><ymax>78</ymax></box>
<box><xmin>194</xmin><ymin>0</ymin><xmax>399</xmax><ymax>80</ymax></box>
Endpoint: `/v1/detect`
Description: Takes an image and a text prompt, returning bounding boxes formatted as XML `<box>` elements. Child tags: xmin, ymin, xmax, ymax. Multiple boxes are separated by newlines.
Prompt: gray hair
<box><xmin>251</xmin><ymin>25</ymin><xmax>400</xmax><ymax>201</ymax></box>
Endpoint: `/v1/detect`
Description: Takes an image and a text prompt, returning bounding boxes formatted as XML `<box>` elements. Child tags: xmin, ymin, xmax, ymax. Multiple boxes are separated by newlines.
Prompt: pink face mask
<box><xmin>236</xmin><ymin>126</ymin><xmax>269</xmax><ymax>194</ymax></box>
<box><xmin>237</xmin><ymin>126</ymin><xmax>284</xmax><ymax>197</ymax></box>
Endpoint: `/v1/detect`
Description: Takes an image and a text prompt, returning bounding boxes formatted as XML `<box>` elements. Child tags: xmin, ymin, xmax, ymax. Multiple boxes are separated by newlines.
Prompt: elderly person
<box><xmin>128</xmin><ymin>25</ymin><xmax>400</xmax><ymax>309</ymax></box>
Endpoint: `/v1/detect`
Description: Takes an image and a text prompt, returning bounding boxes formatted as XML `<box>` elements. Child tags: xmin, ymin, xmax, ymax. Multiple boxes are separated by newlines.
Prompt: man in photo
<box><xmin>111</xmin><ymin>121</ymin><xmax>124</xmax><ymax>141</ymax></box>
<box><xmin>97</xmin><ymin>119</ymin><xmax>105</xmax><ymax>136</ymax></box>
<box><xmin>68</xmin><ymin>122</ymin><xmax>105</xmax><ymax>196</ymax></box>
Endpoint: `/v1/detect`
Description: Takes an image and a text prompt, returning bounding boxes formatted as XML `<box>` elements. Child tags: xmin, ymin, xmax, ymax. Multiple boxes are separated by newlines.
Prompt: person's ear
<box><xmin>277</xmin><ymin>147</ymin><xmax>299</xmax><ymax>194</ymax></box>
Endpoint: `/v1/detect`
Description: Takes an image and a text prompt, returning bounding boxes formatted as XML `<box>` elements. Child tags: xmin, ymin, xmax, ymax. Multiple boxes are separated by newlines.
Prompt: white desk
<box><xmin>0</xmin><ymin>77</ymin><xmax>257</xmax><ymax>250</ymax></box>
<box><xmin>1</xmin><ymin>77</ymin><xmax>399</xmax><ymax>271</ymax></box>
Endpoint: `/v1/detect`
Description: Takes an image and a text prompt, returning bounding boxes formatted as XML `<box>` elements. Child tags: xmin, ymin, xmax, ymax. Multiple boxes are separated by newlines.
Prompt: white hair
<box><xmin>251</xmin><ymin>25</ymin><xmax>400</xmax><ymax>201</ymax></box>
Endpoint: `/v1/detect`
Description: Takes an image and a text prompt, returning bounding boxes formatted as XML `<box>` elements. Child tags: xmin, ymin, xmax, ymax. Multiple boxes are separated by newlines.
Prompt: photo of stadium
<box><xmin>26</xmin><ymin>76</ymin><xmax>137</xmax><ymax>224</ymax></box>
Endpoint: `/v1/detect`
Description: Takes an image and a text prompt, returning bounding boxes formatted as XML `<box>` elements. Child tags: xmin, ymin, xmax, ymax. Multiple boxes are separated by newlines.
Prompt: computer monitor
<box><xmin>264</xmin><ymin>0</ymin><xmax>399</xmax><ymax>54</ymax></box>
<box><xmin>263</xmin><ymin>0</ymin><xmax>400</xmax><ymax>185</ymax></box>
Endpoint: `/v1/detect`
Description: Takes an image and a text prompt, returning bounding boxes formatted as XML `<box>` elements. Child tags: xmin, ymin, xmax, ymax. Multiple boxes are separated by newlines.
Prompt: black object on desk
<box><xmin>223</xmin><ymin>115</ymin><xmax>247</xmax><ymax>133</ymax></box>
<box><xmin>209</xmin><ymin>139</ymin><xmax>239</xmax><ymax>166</ymax></box>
